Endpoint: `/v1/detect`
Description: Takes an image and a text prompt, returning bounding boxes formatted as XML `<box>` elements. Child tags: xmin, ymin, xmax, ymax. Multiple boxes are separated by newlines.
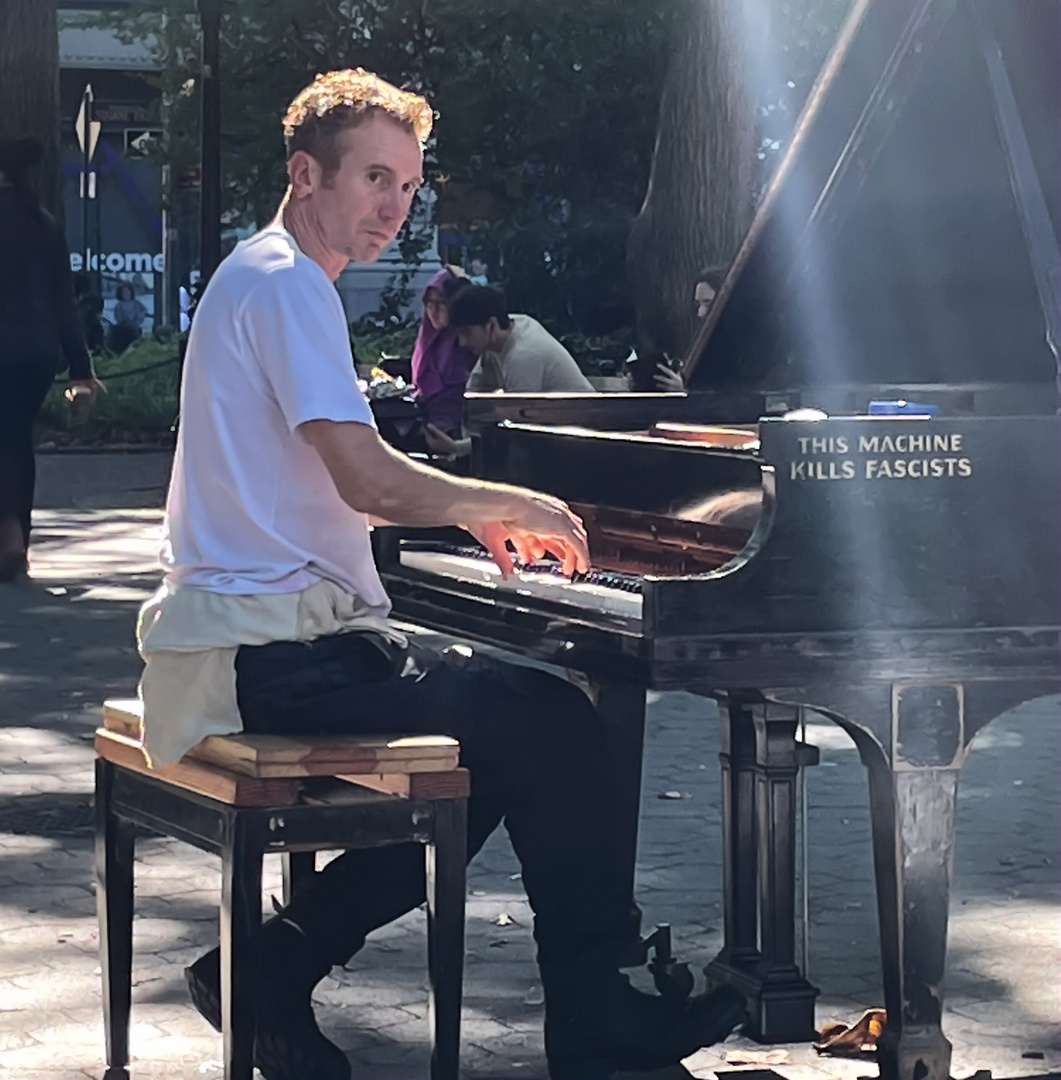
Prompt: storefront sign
<box><xmin>70</xmin><ymin>250</ymin><xmax>164</xmax><ymax>274</ymax></box>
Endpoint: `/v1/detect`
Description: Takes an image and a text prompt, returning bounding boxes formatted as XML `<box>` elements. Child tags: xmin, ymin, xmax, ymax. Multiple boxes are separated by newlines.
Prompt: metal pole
<box><xmin>799</xmin><ymin>707</ymin><xmax>810</xmax><ymax>980</ymax></box>
<box><xmin>975</xmin><ymin>14</ymin><xmax>1061</xmax><ymax>406</ymax></box>
<box><xmin>81</xmin><ymin>84</ymin><xmax>93</xmax><ymax>282</ymax></box>
<box><xmin>198</xmin><ymin>0</ymin><xmax>223</xmax><ymax>284</ymax></box>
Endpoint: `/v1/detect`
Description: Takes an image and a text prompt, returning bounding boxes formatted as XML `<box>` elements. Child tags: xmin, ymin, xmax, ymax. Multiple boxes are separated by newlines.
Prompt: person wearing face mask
<box><xmin>0</xmin><ymin>136</ymin><xmax>101</xmax><ymax>582</ymax></box>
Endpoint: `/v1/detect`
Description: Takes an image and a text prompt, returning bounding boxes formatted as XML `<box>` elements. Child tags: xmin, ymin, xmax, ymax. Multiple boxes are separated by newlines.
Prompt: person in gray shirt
<box><xmin>448</xmin><ymin>284</ymin><xmax>593</xmax><ymax>393</ymax></box>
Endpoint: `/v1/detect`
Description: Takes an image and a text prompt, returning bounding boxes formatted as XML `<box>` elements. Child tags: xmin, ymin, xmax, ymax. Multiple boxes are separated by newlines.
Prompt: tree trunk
<box><xmin>628</xmin><ymin>0</ymin><xmax>756</xmax><ymax>359</ymax></box>
<box><xmin>0</xmin><ymin>0</ymin><xmax>61</xmax><ymax>215</ymax></box>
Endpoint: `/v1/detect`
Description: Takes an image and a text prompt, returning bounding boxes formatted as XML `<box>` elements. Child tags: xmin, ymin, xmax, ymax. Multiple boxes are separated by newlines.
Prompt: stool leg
<box><xmin>220</xmin><ymin>815</ymin><xmax>262</xmax><ymax>1080</ymax></box>
<box><xmin>281</xmin><ymin>850</ymin><xmax>316</xmax><ymax>907</ymax></box>
<box><xmin>95</xmin><ymin>759</ymin><xmax>134</xmax><ymax>1080</ymax></box>
<box><xmin>426</xmin><ymin>798</ymin><xmax>467</xmax><ymax>1080</ymax></box>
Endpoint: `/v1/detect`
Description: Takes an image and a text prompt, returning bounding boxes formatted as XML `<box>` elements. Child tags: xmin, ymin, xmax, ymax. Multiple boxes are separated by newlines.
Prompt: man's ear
<box><xmin>287</xmin><ymin>150</ymin><xmax>322</xmax><ymax>199</ymax></box>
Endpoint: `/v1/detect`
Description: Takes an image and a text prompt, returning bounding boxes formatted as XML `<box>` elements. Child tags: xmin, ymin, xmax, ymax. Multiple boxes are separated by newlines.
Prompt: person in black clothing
<box><xmin>73</xmin><ymin>271</ymin><xmax>106</xmax><ymax>354</ymax></box>
<box><xmin>0</xmin><ymin>136</ymin><xmax>101</xmax><ymax>582</ymax></box>
<box><xmin>629</xmin><ymin>265</ymin><xmax>727</xmax><ymax>392</ymax></box>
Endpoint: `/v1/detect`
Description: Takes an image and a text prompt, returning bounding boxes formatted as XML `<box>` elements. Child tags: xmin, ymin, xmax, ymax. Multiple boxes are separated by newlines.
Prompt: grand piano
<box><xmin>376</xmin><ymin>1</ymin><xmax>1061</xmax><ymax>1077</ymax></box>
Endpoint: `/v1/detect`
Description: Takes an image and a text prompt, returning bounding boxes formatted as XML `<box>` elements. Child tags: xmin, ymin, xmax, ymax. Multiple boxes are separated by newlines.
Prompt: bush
<box><xmin>350</xmin><ymin>321</ymin><xmax>420</xmax><ymax>368</ymax></box>
<box><xmin>37</xmin><ymin>339</ymin><xmax>181</xmax><ymax>443</ymax></box>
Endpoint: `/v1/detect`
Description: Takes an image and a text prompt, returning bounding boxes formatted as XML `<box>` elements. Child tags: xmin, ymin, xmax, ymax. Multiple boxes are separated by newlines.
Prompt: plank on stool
<box><xmin>102</xmin><ymin>700</ymin><xmax>461</xmax><ymax>778</ymax></box>
<box><xmin>345</xmin><ymin>768</ymin><xmax>471</xmax><ymax>801</ymax></box>
<box><xmin>94</xmin><ymin>729</ymin><xmax>301</xmax><ymax>807</ymax></box>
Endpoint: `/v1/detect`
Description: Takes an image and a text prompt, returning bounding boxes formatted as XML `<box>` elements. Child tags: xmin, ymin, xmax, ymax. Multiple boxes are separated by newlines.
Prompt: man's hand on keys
<box><xmin>465</xmin><ymin>494</ymin><xmax>589</xmax><ymax>579</ymax></box>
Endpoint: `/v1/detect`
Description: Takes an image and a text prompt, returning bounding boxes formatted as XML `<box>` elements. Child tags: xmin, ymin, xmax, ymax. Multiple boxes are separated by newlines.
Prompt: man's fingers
<box><xmin>483</xmin><ymin>533</ymin><xmax>516</xmax><ymax>578</ymax></box>
<box><xmin>542</xmin><ymin>535</ymin><xmax>589</xmax><ymax>577</ymax></box>
<box><xmin>511</xmin><ymin>535</ymin><xmax>535</xmax><ymax>567</ymax></box>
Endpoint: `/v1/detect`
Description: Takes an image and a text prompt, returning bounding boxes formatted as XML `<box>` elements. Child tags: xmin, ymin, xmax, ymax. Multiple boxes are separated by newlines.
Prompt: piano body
<box><xmin>377</xmin><ymin>1</ymin><xmax>1061</xmax><ymax>1076</ymax></box>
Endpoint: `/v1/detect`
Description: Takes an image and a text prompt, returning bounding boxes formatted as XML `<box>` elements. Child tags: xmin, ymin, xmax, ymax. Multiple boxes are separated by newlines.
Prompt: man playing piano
<box><xmin>138</xmin><ymin>69</ymin><xmax>744</xmax><ymax>1080</ymax></box>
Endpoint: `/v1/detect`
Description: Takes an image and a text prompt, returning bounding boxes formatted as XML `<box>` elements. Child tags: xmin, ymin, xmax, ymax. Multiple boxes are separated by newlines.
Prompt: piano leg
<box><xmin>705</xmin><ymin>699</ymin><xmax>818</xmax><ymax>1042</ymax></box>
<box><xmin>706</xmin><ymin>699</ymin><xmax>759</xmax><ymax>969</ymax></box>
<box><xmin>865</xmin><ymin>683</ymin><xmax>966</xmax><ymax>1080</ymax></box>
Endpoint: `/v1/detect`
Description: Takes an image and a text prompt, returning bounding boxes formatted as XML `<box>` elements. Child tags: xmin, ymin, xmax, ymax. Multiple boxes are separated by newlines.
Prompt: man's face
<box><xmin>300</xmin><ymin>113</ymin><xmax>424</xmax><ymax>264</ymax></box>
<box><xmin>456</xmin><ymin>318</ymin><xmax>500</xmax><ymax>357</ymax></box>
<box><xmin>694</xmin><ymin>281</ymin><xmax>717</xmax><ymax>319</ymax></box>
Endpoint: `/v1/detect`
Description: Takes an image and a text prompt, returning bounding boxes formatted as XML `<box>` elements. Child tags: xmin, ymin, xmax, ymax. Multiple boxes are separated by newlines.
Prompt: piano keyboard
<box><xmin>398</xmin><ymin>548</ymin><xmax>644</xmax><ymax>621</ymax></box>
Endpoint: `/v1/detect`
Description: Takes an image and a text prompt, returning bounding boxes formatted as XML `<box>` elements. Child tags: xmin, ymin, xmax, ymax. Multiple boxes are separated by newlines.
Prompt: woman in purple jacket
<box><xmin>410</xmin><ymin>267</ymin><xmax>476</xmax><ymax>440</ymax></box>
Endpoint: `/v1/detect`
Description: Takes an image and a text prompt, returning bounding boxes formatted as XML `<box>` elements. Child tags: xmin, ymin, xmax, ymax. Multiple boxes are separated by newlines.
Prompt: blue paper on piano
<box><xmin>867</xmin><ymin>400</ymin><xmax>940</xmax><ymax>417</ymax></box>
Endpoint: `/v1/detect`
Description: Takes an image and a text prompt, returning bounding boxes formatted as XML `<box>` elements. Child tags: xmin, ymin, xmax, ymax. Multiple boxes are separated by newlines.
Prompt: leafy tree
<box><xmin>105</xmin><ymin>0</ymin><xmax>849</xmax><ymax>348</ymax></box>
<box><xmin>0</xmin><ymin>0</ymin><xmax>62</xmax><ymax>214</ymax></box>
<box><xmin>102</xmin><ymin>0</ymin><xmax>674</xmax><ymax>332</ymax></box>
<box><xmin>628</xmin><ymin>0</ymin><xmax>755</xmax><ymax>360</ymax></box>
<box><xmin>628</xmin><ymin>0</ymin><xmax>853</xmax><ymax>360</ymax></box>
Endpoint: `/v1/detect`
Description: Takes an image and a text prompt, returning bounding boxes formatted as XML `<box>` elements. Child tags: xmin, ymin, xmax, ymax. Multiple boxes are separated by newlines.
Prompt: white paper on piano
<box><xmin>399</xmin><ymin>550</ymin><xmax>643</xmax><ymax>621</ymax></box>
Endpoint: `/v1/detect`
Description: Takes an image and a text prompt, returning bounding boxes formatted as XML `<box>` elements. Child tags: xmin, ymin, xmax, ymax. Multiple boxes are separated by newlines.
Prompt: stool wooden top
<box><xmin>96</xmin><ymin>699</ymin><xmax>469</xmax><ymax>807</ymax></box>
<box><xmin>103</xmin><ymin>699</ymin><xmax>460</xmax><ymax>777</ymax></box>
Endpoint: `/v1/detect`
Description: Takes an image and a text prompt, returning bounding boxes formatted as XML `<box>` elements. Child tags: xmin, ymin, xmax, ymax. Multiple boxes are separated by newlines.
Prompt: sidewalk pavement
<box><xmin>0</xmin><ymin>454</ymin><xmax>1057</xmax><ymax>1080</ymax></box>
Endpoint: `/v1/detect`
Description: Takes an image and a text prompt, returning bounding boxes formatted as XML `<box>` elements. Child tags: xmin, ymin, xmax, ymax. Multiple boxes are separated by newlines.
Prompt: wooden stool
<box><xmin>95</xmin><ymin>699</ymin><xmax>469</xmax><ymax>1080</ymax></box>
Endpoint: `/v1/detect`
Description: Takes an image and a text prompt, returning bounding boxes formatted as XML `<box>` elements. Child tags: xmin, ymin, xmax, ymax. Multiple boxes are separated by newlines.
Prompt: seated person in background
<box><xmin>109</xmin><ymin>282</ymin><xmax>147</xmax><ymax>354</ymax></box>
<box><xmin>631</xmin><ymin>265</ymin><xmax>727</xmax><ymax>393</ymax></box>
<box><xmin>447</xmin><ymin>284</ymin><xmax>594</xmax><ymax>394</ymax></box>
<box><xmin>410</xmin><ymin>266</ymin><xmax>477</xmax><ymax>439</ymax></box>
<box><xmin>468</xmin><ymin>257</ymin><xmax>489</xmax><ymax>285</ymax></box>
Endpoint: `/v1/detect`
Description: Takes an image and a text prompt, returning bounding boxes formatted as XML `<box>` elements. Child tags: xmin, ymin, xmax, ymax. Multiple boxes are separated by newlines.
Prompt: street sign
<box><xmin>125</xmin><ymin>128</ymin><xmax>162</xmax><ymax>156</ymax></box>
<box><xmin>75</xmin><ymin>86</ymin><xmax>101</xmax><ymax>162</ymax></box>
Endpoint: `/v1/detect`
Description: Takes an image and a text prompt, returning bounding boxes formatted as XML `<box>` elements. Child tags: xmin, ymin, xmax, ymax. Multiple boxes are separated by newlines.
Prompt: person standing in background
<box><xmin>0</xmin><ymin>136</ymin><xmax>102</xmax><ymax>582</ymax></box>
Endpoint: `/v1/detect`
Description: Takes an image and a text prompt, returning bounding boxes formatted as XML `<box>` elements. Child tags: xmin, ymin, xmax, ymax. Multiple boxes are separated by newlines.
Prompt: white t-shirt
<box><xmin>161</xmin><ymin>226</ymin><xmax>388</xmax><ymax>617</ymax></box>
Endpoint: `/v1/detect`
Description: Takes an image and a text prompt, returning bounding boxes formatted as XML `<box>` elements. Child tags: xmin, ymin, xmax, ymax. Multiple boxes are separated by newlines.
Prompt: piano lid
<box><xmin>685</xmin><ymin>0</ymin><xmax>1061</xmax><ymax>394</ymax></box>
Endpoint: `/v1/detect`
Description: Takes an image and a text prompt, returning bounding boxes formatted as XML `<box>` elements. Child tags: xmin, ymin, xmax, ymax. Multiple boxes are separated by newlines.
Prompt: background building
<box><xmin>59</xmin><ymin>1</ymin><xmax>164</xmax><ymax>335</ymax></box>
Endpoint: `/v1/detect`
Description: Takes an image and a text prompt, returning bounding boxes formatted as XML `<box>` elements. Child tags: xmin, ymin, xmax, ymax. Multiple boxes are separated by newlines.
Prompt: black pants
<box><xmin>235</xmin><ymin>632</ymin><xmax>639</xmax><ymax>969</ymax></box>
<box><xmin>0</xmin><ymin>362</ymin><xmax>55</xmax><ymax>548</ymax></box>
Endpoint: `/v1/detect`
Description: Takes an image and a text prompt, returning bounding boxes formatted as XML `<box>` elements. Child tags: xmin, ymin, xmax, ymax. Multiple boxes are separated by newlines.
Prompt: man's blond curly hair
<box><xmin>283</xmin><ymin>69</ymin><xmax>432</xmax><ymax>180</ymax></box>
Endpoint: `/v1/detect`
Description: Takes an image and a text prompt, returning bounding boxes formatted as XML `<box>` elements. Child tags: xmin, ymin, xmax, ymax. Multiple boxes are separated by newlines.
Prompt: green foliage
<box><xmin>350</xmin><ymin>320</ymin><xmax>420</xmax><ymax>366</ymax></box>
<box><xmin>753</xmin><ymin>0</ymin><xmax>854</xmax><ymax>187</ymax></box>
<box><xmin>35</xmin><ymin>328</ymin><xmax>425</xmax><ymax>440</ymax></box>
<box><xmin>100</xmin><ymin>0</ymin><xmax>676</xmax><ymax>332</ymax></box>
<box><xmin>37</xmin><ymin>339</ymin><xmax>182</xmax><ymax>440</ymax></box>
<box><xmin>99</xmin><ymin>0</ymin><xmax>851</xmax><ymax>342</ymax></box>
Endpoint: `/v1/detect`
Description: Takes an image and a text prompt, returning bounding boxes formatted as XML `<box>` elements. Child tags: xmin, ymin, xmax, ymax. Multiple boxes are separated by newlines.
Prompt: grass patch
<box><xmin>36</xmin><ymin>326</ymin><xmax>421</xmax><ymax>445</ymax></box>
<box><xmin>38</xmin><ymin>339</ymin><xmax>181</xmax><ymax>445</ymax></box>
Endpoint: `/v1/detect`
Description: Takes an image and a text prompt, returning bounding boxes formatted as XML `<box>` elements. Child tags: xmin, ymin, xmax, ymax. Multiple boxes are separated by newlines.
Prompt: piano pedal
<box><xmin>650</xmin><ymin>956</ymin><xmax>695</xmax><ymax>1001</ymax></box>
<box><xmin>620</xmin><ymin>924</ymin><xmax>695</xmax><ymax>1002</ymax></box>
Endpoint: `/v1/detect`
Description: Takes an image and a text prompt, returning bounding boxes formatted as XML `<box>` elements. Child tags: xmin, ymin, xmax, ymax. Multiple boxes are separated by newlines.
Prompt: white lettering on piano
<box><xmin>797</xmin><ymin>435</ymin><xmax>849</xmax><ymax>455</ymax></box>
<box><xmin>857</xmin><ymin>433</ymin><xmax>963</xmax><ymax>454</ymax></box>
<box><xmin>864</xmin><ymin>457</ymin><xmax>973</xmax><ymax>479</ymax></box>
<box><xmin>788</xmin><ymin>428</ymin><xmax>973</xmax><ymax>482</ymax></box>
<box><xmin>790</xmin><ymin>460</ymin><xmax>855</xmax><ymax>480</ymax></box>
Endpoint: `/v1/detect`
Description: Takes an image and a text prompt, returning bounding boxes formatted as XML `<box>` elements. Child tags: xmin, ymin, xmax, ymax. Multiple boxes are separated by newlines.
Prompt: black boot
<box><xmin>185</xmin><ymin>919</ymin><xmax>352</xmax><ymax>1080</ymax></box>
<box><xmin>542</xmin><ymin>963</ymin><xmax>747</xmax><ymax>1080</ymax></box>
